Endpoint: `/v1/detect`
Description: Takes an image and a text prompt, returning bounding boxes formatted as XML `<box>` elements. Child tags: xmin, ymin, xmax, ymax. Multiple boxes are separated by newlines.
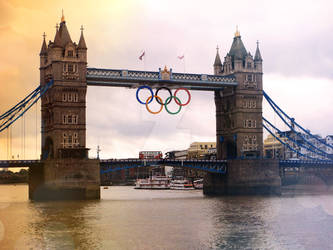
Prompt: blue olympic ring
<box><xmin>136</xmin><ymin>85</ymin><xmax>154</xmax><ymax>104</ymax></box>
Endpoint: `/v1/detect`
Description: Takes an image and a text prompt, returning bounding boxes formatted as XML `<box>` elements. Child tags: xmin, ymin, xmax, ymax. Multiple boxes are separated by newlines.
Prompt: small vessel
<box><xmin>135</xmin><ymin>176</ymin><xmax>170</xmax><ymax>189</ymax></box>
<box><xmin>170</xmin><ymin>179</ymin><xmax>195</xmax><ymax>190</ymax></box>
<box><xmin>193</xmin><ymin>179</ymin><xmax>203</xmax><ymax>189</ymax></box>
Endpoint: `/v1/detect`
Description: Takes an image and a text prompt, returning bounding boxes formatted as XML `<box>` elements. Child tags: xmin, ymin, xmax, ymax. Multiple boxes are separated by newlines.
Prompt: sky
<box><xmin>0</xmin><ymin>0</ymin><xmax>332</xmax><ymax>160</ymax></box>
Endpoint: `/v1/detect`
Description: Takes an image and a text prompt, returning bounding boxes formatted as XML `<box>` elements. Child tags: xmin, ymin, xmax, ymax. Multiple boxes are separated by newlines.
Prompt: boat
<box><xmin>135</xmin><ymin>176</ymin><xmax>170</xmax><ymax>189</ymax></box>
<box><xmin>170</xmin><ymin>179</ymin><xmax>195</xmax><ymax>190</ymax></box>
<box><xmin>193</xmin><ymin>179</ymin><xmax>203</xmax><ymax>189</ymax></box>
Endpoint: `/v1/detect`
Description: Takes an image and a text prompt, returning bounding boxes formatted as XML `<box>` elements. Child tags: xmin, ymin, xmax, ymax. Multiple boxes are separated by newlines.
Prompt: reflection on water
<box><xmin>1</xmin><ymin>185</ymin><xmax>333</xmax><ymax>249</ymax></box>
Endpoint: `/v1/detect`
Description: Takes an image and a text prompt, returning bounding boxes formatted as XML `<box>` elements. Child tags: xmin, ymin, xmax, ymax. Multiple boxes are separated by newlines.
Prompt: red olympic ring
<box><xmin>174</xmin><ymin>88</ymin><xmax>191</xmax><ymax>106</ymax></box>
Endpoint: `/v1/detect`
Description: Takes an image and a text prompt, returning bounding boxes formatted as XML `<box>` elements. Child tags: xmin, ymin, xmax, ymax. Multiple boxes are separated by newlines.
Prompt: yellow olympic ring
<box><xmin>145</xmin><ymin>95</ymin><xmax>164</xmax><ymax>114</ymax></box>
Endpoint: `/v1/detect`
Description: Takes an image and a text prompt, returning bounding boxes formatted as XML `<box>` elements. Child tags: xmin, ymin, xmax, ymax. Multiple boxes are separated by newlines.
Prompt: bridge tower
<box><xmin>215</xmin><ymin>29</ymin><xmax>263</xmax><ymax>159</ymax></box>
<box><xmin>40</xmin><ymin>16</ymin><xmax>88</xmax><ymax>159</ymax></box>
<box><xmin>29</xmin><ymin>13</ymin><xmax>100</xmax><ymax>200</ymax></box>
<box><xmin>204</xmin><ymin>29</ymin><xmax>281</xmax><ymax>195</ymax></box>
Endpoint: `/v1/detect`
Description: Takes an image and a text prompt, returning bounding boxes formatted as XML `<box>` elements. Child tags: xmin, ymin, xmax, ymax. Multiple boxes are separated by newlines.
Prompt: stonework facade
<box><xmin>214</xmin><ymin>31</ymin><xmax>263</xmax><ymax>159</ymax></box>
<box><xmin>40</xmin><ymin>18</ymin><xmax>88</xmax><ymax>159</ymax></box>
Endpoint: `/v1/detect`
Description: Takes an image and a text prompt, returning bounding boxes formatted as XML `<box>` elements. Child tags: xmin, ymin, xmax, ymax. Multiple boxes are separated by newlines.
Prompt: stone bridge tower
<box><xmin>40</xmin><ymin>14</ymin><xmax>88</xmax><ymax>159</ymax></box>
<box><xmin>214</xmin><ymin>29</ymin><xmax>263</xmax><ymax>160</ymax></box>
<box><xmin>29</xmin><ymin>13</ymin><xmax>100</xmax><ymax>200</ymax></box>
<box><xmin>204</xmin><ymin>29</ymin><xmax>281</xmax><ymax>195</ymax></box>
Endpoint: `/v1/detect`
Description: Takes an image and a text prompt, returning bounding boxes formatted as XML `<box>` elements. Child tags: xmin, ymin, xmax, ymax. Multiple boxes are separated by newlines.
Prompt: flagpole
<box><xmin>183</xmin><ymin>55</ymin><xmax>186</xmax><ymax>74</ymax></box>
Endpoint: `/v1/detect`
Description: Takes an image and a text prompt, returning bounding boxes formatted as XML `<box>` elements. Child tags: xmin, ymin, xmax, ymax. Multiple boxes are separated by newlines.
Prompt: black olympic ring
<box><xmin>155</xmin><ymin>87</ymin><xmax>173</xmax><ymax>105</ymax></box>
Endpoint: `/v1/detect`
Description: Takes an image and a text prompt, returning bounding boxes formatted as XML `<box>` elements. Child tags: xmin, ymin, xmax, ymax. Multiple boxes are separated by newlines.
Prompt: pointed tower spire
<box><xmin>53</xmin><ymin>25</ymin><xmax>62</xmax><ymax>47</ymax></box>
<box><xmin>78</xmin><ymin>25</ymin><xmax>87</xmax><ymax>49</ymax></box>
<box><xmin>57</xmin><ymin>10</ymin><xmax>72</xmax><ymax>47</ymax></box>
<box><xmin>40</xmin><ymin>32</ymin><xmax>47</xmax><ymax>55</ymax></box>
<box><xmin>234</xmin><ymin>25</ymin><xmax>240</xmax><ymax>38</ymax></box>
<box><xmin>254</xmin><ymin>40</ymin><xmax>263</xmax><ymax>61</ymax></box>
<box><xmin>61</xmin><ymin>9</ymin><xmax>65</xmax><ymax>23</ymax></box>
<box><xmin>214</xmin><ymin>45</ymin><xmax>222</xmax><ymax>66</ymax></box>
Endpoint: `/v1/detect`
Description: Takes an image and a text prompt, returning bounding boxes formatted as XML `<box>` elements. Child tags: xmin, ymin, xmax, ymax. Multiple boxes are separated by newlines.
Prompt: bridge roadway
<box><xmin>2</xmin><ymin>159</ymin><xmax>333</xmax><ymax>173</ymax></box>
<box><xmin>86</xmin><ymin>68</ymin><xmax>237</xmax><ymax>91</ymax></box>
<box><xmin>100</xmin><ymin>159</ymin><xmax>227</xmax><ymax>174</ymax></box>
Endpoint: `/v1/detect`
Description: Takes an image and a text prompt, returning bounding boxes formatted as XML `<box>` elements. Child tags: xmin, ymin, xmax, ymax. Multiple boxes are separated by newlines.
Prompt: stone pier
<box><xmin>203</xmin><ymin>159</ymin><xmax>281</xmax><ymax>195</ymax></box>
<box><xmin>29</xmin><ymin>159</ymin><xmax>100</xmax><ymax>201</ymax></box>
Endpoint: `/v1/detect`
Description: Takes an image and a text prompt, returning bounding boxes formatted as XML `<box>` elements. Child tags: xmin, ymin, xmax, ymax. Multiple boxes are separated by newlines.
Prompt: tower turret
<box><xmin>213</xmin><ymin>46</ymin><xmax>222</xmax><ymax>75</ymax></box>
<box><xmin>77</xmin><ymin>25</ymin><xmax>87</xmax><ymax>62</ymax></box>
<box><xmin>254</xmin><ymin>41</ymin><xmax>263</xmax><ymax>72</ymax></box>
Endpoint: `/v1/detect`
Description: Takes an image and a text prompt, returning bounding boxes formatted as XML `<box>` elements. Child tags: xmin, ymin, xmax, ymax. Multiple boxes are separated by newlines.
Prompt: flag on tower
<box><xmin>139</xmin><ymin>51</ymin><xmax>145</xmax><ymax>60</ymax></box>
<box><xmin>177</xmin><ymin>55</ymin><xmax>184</xmax><ymax>60</ymax></box>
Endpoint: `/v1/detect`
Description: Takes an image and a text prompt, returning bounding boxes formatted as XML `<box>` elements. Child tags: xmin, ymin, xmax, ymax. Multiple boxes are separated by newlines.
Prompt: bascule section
<box><xmin>29</xmin><ymin>14</ymin><xmax>100</xmax><ymax>200</ymax></box>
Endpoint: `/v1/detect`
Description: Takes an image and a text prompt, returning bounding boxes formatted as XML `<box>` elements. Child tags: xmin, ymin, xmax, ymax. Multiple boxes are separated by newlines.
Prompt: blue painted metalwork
<box><xmin>263</xmin><ymin>91</ymin><xmax>333</xmax><ymax>151</ymax></box>
<box><xmin>263</xmin><ymin>117</ymin><xmax>330</xmax><ymax>160</ymax></box>
<box><xmin>86</xmin><ymin>68</ymin><xmax>237</xmax><ymax>91</ymax></box>
<box><xmin>263</xmin><ymin>123</ymin><xmax>324</xmax><ymax>161</ymax></box>
<box><xmin>0</xmin><ymin>160</ymin><xmax>41</xmax><ymax>168</ymax></box>
<box><xmin>0</xmin><ymin>80</ymin><xmax>54</xmax><ymax>132</ymax></box>
<box><xmin>100</xmin><ymin>159</ymin><xmax>227</xmax><ymax>174</ymax></box>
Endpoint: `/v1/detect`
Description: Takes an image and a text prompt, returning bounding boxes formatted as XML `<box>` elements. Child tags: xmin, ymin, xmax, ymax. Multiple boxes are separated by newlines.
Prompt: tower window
<box><xmin>247</xmin><ymin>74</ymin><xmax>253</xmax><ymax>82</ymax></box>
<box><xmin>247</xmin><ymin>62</ymin><xmax>252</xmax><ymax>69</ymax></box>
<box><xmin>68</xmin><ymin>64</ymin><xmax>74</xmax><ymax>73</ymax></box>
<box><xmin>67</xmin><ymin>50</ymin><xmax>73</xmax><ymax>57</ymax></box>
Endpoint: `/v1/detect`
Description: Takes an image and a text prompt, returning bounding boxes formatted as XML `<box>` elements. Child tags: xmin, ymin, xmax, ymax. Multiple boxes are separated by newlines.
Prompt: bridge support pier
<box><xmin>29</xmin><ymin>159</ymin><xmax>100</xmax><ymax>201</ymax></box>
<box><xmin>203</xmin><ymin>159</ymin><xmax>281</xmax><ymax>195</ymax></box>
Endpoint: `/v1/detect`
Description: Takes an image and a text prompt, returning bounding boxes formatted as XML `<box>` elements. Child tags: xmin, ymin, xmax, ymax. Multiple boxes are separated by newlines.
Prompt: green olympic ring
<box><xmin>164</xmin><ymin>96</ymin><xmax>182</xmax><ymax>115</ymax></box>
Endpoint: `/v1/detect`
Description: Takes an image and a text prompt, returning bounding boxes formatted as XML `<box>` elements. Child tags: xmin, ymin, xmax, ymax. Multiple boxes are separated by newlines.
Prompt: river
<box><xmin>1</xmin><ymin>185</ymin><xmax>333</xmax><ymax>249</ymax></box>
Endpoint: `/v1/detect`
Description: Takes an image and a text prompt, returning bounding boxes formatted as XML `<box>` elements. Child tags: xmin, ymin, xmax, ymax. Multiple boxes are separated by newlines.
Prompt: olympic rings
<box><xmin>136</xmin><ymin>86</ymin><xmax>191</xmax><ymax>115</ymax></box>
<box><xmin>155</xmin><ymin>87</ymin><xmax>172</xmax><ymax>105</ymax></box>
<box><xmin>164</xmin><ymin>96</ymin><xmax>182</xmax><ymax>115</ymax></box>
<box><xmin>174</xmin><ymin>88</ymin><xmax>191</xmax><ymax>106</ymax></box>
<box><xmin>136</xmin><ymin>85</ymin><xmax>154</xmax><ymax>104</ymax></box>
<box><xmin>145</xmin><ymin>95</ymin><xmax>164</xmax><ymax>114</ymax></box>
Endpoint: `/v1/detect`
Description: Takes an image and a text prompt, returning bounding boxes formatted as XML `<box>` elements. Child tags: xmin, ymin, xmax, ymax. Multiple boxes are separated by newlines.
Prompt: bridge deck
<box><xmin>100</xmin><ymin>159</ymin><xmax>227</xmax><ymax>174</ymax></box>
<box><xmin>86</xmin><ymin>68</ymin><xmax>237</xmax><ymax>91</ymax></box>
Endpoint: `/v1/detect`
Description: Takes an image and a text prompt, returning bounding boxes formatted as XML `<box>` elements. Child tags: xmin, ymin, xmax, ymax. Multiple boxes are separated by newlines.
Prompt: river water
<box><xmin>1</xmin><ymin>185</ymin><xmax>333</xmax><ymax>249</ymax></box>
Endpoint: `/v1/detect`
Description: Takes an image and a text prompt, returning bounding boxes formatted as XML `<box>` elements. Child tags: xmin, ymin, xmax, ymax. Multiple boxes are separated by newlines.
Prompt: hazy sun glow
<box><xmin>1</xmin><ymin>0</ymin><xmax>332</xmax><ymax>160</ymax></box>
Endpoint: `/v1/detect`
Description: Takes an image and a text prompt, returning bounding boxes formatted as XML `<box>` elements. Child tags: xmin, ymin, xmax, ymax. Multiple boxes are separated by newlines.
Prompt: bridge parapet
<box><xmin>100</xmin><ymin>159</ymin><xmax>227</xmax><ymax>174</ymax></box>
<box><xmin>86</xmin><ymin>68</ymin><xmax>237</xmax><ymax>90</ymax></box>
<box><xmin>0</xmin><ymin>160</ymin><xmax>41</xmax><ymax>168</ymax></box>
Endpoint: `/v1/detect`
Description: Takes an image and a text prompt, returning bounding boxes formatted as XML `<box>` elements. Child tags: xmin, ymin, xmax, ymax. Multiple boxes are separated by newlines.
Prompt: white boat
<box><xmin>135</xmin><ymin>176</ymin><xmax>170</xmax><ymax>189</ymax></box>
<box><xmin>170</xmin><ymin>179</ymin><xmax>195</xmax><ymax>190</ymax></box>
<box><xmin>193</xmin><ymin>179</ymin><xmax>203</xmax><ymax>189</ymax></box>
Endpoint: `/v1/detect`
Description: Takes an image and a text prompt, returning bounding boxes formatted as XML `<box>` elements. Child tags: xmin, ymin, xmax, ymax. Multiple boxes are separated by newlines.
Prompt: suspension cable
<box><xmin>263</xmin><ymin>91</ymin><xmax>333</xmax><ymax>150</ymax></box>
<box><xmin>263</xmin><ymin>91</ymin><xmax>331</xmax><ymax>156</ymax></box>
<box><xmin>263</xmin><ymin>117</ymin><xmax>330</xmax><ymax>160</ymax></box>
<box><xmin>263</xmin><ymin>122</ymin><xmax>323</xmax><ymax>161</ymax></box>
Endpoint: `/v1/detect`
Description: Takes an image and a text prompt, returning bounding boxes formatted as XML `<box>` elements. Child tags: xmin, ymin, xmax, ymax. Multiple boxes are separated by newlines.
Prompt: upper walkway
<box><xmin>86</xmin><ymin>68</ymin><xmax>237</xmax><ymax>91</ymax></box>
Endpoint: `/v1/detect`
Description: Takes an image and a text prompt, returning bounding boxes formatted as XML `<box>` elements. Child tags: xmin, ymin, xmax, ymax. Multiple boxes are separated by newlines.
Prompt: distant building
<box><xmin>264</xmin><ymin>131</ymin><xmax>332</xmax><ymax>160</ymax></box>
<box><xmin>187</xmin><ymin>142</ymin><xmax>216</xmax><ymax>159</ymax></box>
<box><xmin>263</xmin><ymin>133</ymin><xmax>287</xmax><ymax>159</ymax></box>
<box><xmin>325</xmin><ymin>135</ymin><xmax>333</xmax><ymax>159</ymax></box>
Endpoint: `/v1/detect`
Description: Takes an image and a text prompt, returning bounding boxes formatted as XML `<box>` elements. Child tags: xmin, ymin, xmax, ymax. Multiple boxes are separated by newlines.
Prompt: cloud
<box><xmin>1</xmin><ymin>0</ymin><xmax>333</xmax><ymax>159</ymax></box>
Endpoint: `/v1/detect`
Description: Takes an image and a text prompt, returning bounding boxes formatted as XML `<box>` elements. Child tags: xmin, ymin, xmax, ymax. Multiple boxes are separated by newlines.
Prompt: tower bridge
<box><xmin>1</xmin><ymin>14</ymin><xmax>333</xmax><ymax>200</ymax></box>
